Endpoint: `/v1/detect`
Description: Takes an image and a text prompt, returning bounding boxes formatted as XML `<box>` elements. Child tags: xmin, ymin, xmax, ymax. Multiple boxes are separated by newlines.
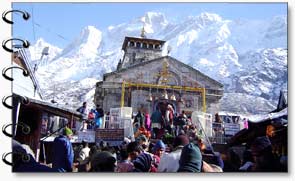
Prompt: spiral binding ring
<box><xmin>2</xmin><ymin>152</ymin><xmax>30</xmax><ymax>166</ymax></box>
<box><xmin>2</xmin><ymin>95</ymin><xmax>13</xmax><ymax>109</ymax></box>
<box><xmin>2</xmin><ymin>66</ymin><xmax>30</xmax><ymax>81</ymax></box>
<box><xmin>2</xmin><ymin>122</ymin><xmax>31</xmax><ymax>138</ymax></box>
<box><xmin>2</xmin><ymin>38</ymin><xmax>30</xmax><ymax>53</ymax></box>
<box><xmin>2</xmin><ymin>95</ymin><xmax>30</xmax><ymax>109</ymax></box>
<box><xmin>2</xmin><ymin>10</ymin><xmax>30</xmax><ymax>24</ymax></box>
<box><xmin>1</xmin><ymin>9</ymin><xmax>32</xmax><ymax>169</ymax></box>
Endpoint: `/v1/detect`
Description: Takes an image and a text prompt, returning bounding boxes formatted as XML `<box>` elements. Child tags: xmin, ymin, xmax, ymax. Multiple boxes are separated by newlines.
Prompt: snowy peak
<box><xmin>57</xmin><ymin>25</ymin><xmax>102</xmax><ymax>59</ymax></box>
<box><xmin>141</xmin><ymin>12</ymin><xmax>168</xmax><ymax>33</ymax></box>
<box><xmin>262</xmin><ymin>15</ymin><xmax>287</xmax><ymax>48</ymax></box>
<box><xmin>195</xmin><ymin>12</ymin><xmax>223</xmax><ymax>26</ymax></box>
<box><xmin>142</xmin><ymin>12</ymin><xmax>168</xmax><ymax>24</ymax></box>
<box><xmin>79</xmin><ymin>25</ymin><xmax>102</xmax><ymax>45</ymax></box>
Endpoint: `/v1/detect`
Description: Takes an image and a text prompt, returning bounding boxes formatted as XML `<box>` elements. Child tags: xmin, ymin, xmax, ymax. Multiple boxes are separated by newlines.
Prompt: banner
<box><xmin>224</xmin><ymin>123</ymin><xmax>240</xmax><ymax>136</ymax></box>
<box><xmin>95</xmin><ymin>128</ymin><xmax>124</xmax><ymax>146</ymax></box>
<box><xmin>77</xmin><ymin>130</ymin><xmax>96</xmax><ymax>143</ymax></box>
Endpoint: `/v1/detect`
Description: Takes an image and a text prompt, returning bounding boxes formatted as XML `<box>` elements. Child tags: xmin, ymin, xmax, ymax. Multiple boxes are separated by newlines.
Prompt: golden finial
<box><xmin>140</xmin><ymin>26</ymin><xmax>146</xmax><ymax>38</ymax></box>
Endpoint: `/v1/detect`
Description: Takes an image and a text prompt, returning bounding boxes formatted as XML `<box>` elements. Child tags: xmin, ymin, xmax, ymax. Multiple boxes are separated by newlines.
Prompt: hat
<box><xmin>250</xmin><ymin>136</ymin><xmax>272</xmax><ymax>156</ymax></box>
<box><xmin>178</xmin><ymin>143</ymin><xmax>202</xmax><ymax>172</ymax></box>
<box><xmin>133</xmin><ymin>153</ymin><xmax>153</xmax><ymax>172</ymax></box>
<box><xmin>63</xmin><ymin>127</ymin><xmax>73</xmax><ymax>136</ymax></box>
<box><xmin>173</xmin><ymin>135</ymin><xmax>189</xmax><ymax>148</ymax></box>
<box><xmin>152</xmin><ymin>140</ymin><xmax>165</xmax><ymax>153</ymax></box>
<box><xmin>90</xmin><ymin>151</ymin><xmax>116</xmax><ymax>172</ymax></box>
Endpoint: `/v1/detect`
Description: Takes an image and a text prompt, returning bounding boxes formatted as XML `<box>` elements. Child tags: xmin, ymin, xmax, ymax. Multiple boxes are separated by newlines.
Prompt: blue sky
<box><xmin>12</xmin><ymin>2</ymin><xmax>287</xmax><ymax>48</ymax></box>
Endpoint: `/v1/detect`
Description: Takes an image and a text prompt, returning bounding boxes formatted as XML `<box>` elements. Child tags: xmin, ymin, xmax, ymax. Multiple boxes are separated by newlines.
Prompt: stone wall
<box><xmin>122</xmin><ymin>47</ymin><xmax>162</xmax><ymax>69</ymax></box>
<box><xmin>95</xmin><ymin>56</ymin><xmax>223</xmax><ymax>115</ymax></box>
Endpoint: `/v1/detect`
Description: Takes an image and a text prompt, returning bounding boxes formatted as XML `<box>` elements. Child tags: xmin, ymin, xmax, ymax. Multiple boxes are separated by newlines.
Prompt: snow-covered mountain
<box><xmin>30</xmin><ymin>12</ymin><xmax>287</xmax><ymax>114</ymax></box>
<box><xmin>29</xmin><ymin>38</ymin><xmax>62</xmax><ymax>66</ymax></box>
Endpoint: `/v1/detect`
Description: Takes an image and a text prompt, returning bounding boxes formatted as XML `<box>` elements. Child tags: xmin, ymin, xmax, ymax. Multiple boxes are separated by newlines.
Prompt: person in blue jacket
<box><xmin>52</xmin><ymin>127</ymin><xmax>74</xmax><ymax>172</ymax></box>
<box><xmin>94</xmin><ymin>104</ymin><xmax>104</xmax><ymax>128</ymax></box>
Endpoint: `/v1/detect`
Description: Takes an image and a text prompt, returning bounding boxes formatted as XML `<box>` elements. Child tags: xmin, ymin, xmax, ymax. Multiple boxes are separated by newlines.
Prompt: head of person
<box><xmin>90</xmin><ymin>151</ymin><xmax>116</xmax><ymax>172</ymax></box>
<box><xmin>99</xmin><ymin>141</ymin><xmax>109</xmax><ymax>151</ymax></box>
<box><xmin>82</xmin><ymin>102</ymin><xmax>87</xmax><ymax>107</ymax></box>
<box><xmin>178</xmin><ymin>143</ymin><xmax>202</xmax><ymax>172</ymax></box>
<box><xmin>89</xmin><ymin>145</ymin><xmax>98</xmax><ymax>158</ymax></box>
<box><xmin>119</xmin><ymin>149</ymin><xmax>129</xmax><ymax>161</ymax></box>
<box><xmin>63</xmin><ymin>127</ymin><xmax>73</xmax><ymax>139</ymax></box>
<box><xmin>133</xmin><ymin>153</ymin><xmax>153</xmax><ymax>172</ymax></box>
<box><xmin>173</xmin><ymin>135</ymin><xmax>189</xmax><ymax>149</ymax></box>
<box><xmin>152</xmin><ymin>140</ymin><xmax>166</xmax><ymax>157</ymax></box>
<box><xmin>191</xmin><ymin>133</ymin><xmax>206</xmax><ymax>152</ymax></box>
<box><xmin>136</xmin><ymin>134</ymin><xmax>149</xmax><ymax>151</ymax></box>
<box><xmin>127</xmin><ymin>141</ymin><xmax>143</xmax><ymax>161</ymax></box>
<box><xmin>82</xmin><ymin>141</ymin><xmax>89</xmax><ymax>148</ymax></box>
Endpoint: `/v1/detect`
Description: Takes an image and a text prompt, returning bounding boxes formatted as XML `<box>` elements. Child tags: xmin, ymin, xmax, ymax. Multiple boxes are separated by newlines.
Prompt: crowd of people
<box><xmin>11</xmin><ymin>102</ymin><xmax>287</xmax><ymax>173</ymax></box>
<box><xmin>13</xmin><ymin>127</ymin><xmax>286</xmax><ymax>172</ymax></box>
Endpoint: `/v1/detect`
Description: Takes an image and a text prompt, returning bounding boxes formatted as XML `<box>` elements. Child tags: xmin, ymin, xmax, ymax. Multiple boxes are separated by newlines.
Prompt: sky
<box><xmin>12</xmin><ymin>2</ymin><xmax>287</xmax><ymax>48</ymax></box>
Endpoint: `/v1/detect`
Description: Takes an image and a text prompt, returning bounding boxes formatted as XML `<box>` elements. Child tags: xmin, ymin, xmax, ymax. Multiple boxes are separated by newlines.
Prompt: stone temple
<box><xmin>94</xmin><ymin>32</ymin><xmax>224</xmax><ymax>116</ymax></box>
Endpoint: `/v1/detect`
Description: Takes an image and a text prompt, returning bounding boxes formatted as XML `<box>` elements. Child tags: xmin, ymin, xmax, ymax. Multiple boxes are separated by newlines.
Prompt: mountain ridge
<box><xmin>30</xmin><ymin>11</ymin><xmax>287</xmax><ymax>114</ymax></box>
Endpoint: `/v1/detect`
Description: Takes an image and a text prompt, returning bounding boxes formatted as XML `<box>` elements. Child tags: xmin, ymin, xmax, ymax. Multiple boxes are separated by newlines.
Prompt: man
<box><xmin>78</xmin><ymin>141</ymin><xmax>90</xmax><ymax>161</ymax></box>
<box><xmin>52</xmin><ymin>127</ymin><xmax>74</xmax><ymax>172</ymax></box>
<box><xmin>89</xmin><ymin>151</ymin><xmax>117</xmax><ymax>172</ymax></box>
<box><xmin>151</xmin><ymin>108</ymin><xmax>164</xmax><ymax>139</ymax></box>
<box><xmin>158</xmin><ymin>135</ymin><xmax>189</xmax><ymax>172</ymax></box>
<box><xmin>178</xmin><ymin>143</ymin><xmax>202</xmax><ymax>172</ymax></box>
<box><xmin>134</xmin><ymin>110</ymin><xmax>145</xmax><ymax>128</ymax></box>
<box><xmin>76</xmin><ymin>141</ymin><xmax>91</xmax><ymax>172</ymax></box>
<box><xmin>126</xmin><ymin>141</ymin><xmax>143</xmax><ymax>161</ymax></box>
<box><xmin>77</xmin><ymin>102</ymin><xmax>88</xmax><ymax>121</ymax></box>
<box><xmin>174</xmin><ymin>111</ymin><xmax>187</xmax><ymax>136</ymax></box>
<box><xmin>165</xmin><ymin>104</ymin><xmax>174</xmax><ymax>135</ymax></box>
<box><xmin>95</xmin><ymin>104</ymin><xmax>104</xmax><ymax>128</ymax></box>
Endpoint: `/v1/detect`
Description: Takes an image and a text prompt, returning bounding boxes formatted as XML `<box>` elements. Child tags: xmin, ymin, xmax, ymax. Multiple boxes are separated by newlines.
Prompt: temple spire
<box><xmin>140</xmin><ymin>26</ymin><xmax>146</xmax><ymax>38</ymax></box>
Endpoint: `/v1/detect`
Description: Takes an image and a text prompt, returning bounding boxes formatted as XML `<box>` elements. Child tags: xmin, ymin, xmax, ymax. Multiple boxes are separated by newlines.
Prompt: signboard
<box><xmin>224</xmin><ymin>123</ymin><xmax>240</xmax><ymax>136</ymax></box>
<box><xmin>109</xmin><ymin>108</ymin><xmax>121</xmax><ymax>129</ymax></box>
<box><xmin>110</xmin><ymin>107</ymin><xmax>132</xmax><ymax>118</ymax></box>
<box><xmin>109</xmin><ymin>107</ymin><xmax>133</xmax><ymax>129</ymax></box>
<box><xmin>192</xmin><ymin>111</ymin><xmax>213</xmax><ymax>137</ymax></box>
<box><xmin>204</xmin><ymin>113</ymin><xmax>213</xmax><ymax>137</ymax></box>
<box><xmin>121</xmin><ymin>118</ymin><xmax>134</xmax><ymax>138</ymax></box>
<box><xmin>77</xmin><ymin>130</ymin><xmax>95</xmax><ymax>143</ymax></box>
<box><xmin>95</xmin><ymin>128</ymin><xmax>124</xmax><ymax>146</ymax></box>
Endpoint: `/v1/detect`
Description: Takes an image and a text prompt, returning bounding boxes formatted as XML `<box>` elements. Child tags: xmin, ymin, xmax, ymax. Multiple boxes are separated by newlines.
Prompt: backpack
<box><xmin>88</xmin><ymin>112</ymin><xmax>95</xmax><ymax>120</ymax></box>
